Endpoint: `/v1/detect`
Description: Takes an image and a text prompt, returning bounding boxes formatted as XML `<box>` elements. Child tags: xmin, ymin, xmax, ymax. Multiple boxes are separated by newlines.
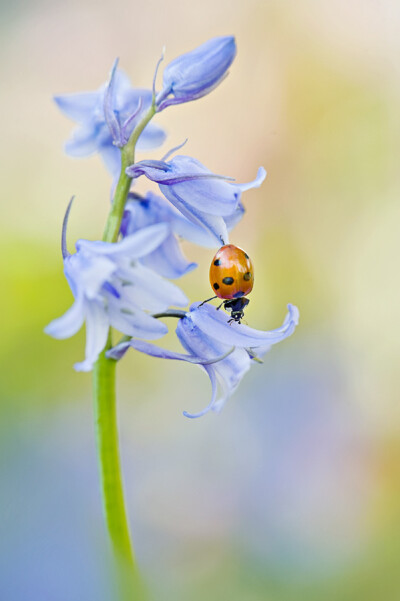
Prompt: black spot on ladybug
<box><xmin>233</xmin><ymin>291</ymin><xmax>244</xmax><ymax>298</ymax></box>
<box><xmin>244</xmin><ymin>252</ymin><xmax>249</xmax><ymax>259</ymax></box>
<box><xmin>213</xmin><ymin>259</ymin><xmax>221</xmax><ymax>266</ymax></box>
<box><xmin>222</xmin><ymin>277</ymin><xmax>234</xmax><ymax>285</ymax></box>
<box><xmin>213</xmin><ymin>282</ymin><xmax>220</xmax><ymax>290</ymax></box>
<box><xmin>243</xmin><ymin>272</ymin><xmax>252</xmax><ymax>281</ymax></box>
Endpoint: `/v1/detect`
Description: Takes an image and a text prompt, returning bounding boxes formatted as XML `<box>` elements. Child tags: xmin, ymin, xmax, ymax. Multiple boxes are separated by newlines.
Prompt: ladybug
<box><xmin>201</xmin><ymin>244</ymin><xmax>254</xmax><ymax>323</ymax></box>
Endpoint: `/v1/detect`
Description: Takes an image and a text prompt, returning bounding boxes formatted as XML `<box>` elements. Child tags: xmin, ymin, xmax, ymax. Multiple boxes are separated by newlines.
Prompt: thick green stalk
<box><xmin>92</xmin><ymin>340</ymin><xmax>135</xmax><ymax>566</ymax></box>
<box><xmin>92</xmin><ymin>102</ymin><xmax>157</xmax><ymax>593</ymax></box>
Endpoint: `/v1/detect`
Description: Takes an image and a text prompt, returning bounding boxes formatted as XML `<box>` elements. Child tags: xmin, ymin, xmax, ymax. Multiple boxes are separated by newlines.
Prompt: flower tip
<box><xmin>43</xmin><ymin>322</ymin><xmax>54</xmax><ymax>337</ymax></box>
<box><xmin>73</xmin><ymin>359</ymin><xmax>93</xmax><ymax>372</ymax></box>
<box><xmin>257</xmin><ymin>166</ymin><xmax>267</xmax><ymax>183</ymax></box>
<box><xmin>110</xmin><ymin>57</ymin><xmax>119</xmax><ymax>73</ymax></box>
<box><xmin>183</xmin><ymin>408</ymin><xmax>210</xmax><ymax>419</ymax></box>
<box><xmin>182</xmin><ymin>410</ymin><xmax>197</xmax><ymax>419</ymax></box>
<box><xmin>222</xmin><ymin>35</ymin><xmax>236</xmax><ymax>52</ymax></box>
<box><xmin>53</xmin><ymin>94</ymin><xmax>71</xmax><ymax>116</ymax></box>
<box><xmin>287</xmin><ymin>303</ymin><xmax>300</xmax><ymax>326</ymax></box>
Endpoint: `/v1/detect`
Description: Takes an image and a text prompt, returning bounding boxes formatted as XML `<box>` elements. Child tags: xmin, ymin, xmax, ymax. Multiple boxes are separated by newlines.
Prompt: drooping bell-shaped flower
<box><xmin>126</xmin><ymin>155</ymin><xmax>266</xmax><ymax>246</ymax></box>
<box><xmin>45</xmin><ymin>202</ymin><xmax>188</xmax><ymax>371</ymax></box>
<box><xmin>108</xmin><ymin>302</ymin><xmax>299</xmax><ymax>417</ymax></box>
<box><xmin>156</xmin><ymin>36</ymin><xmax>237</xmax><ymax>111</ymax></box>
<box><xmin>121</xmin><ymin>192</ymin><xmax>197</xmax><ymax>279</ymax></box>
<box><xmin>54</xmin><ymin>63</ymin><xmax>166</xmax><ymax>177</ymax></box>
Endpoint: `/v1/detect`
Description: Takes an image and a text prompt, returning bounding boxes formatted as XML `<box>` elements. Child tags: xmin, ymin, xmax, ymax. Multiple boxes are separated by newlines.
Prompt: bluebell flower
<box><xmin>156</xmin><ymin>36</ymin><xmax>237</xmax><ymax>111</ymax></box>
<box><xmin>55</xmin><ymin>64</ymin><xmax>166</xmax><ymax>176</ymax></box>
<box><xmin>107</xmin><ymin>302</ymin><xmax>299</xmax><ymax>418</ymax></box>
<box><xmin>126</xmin><ymin>155</ymin><xmax>266</xmax><ymax>245</ymax></box>
<box><xmin>121</xmin><ymin>192</ymin><xmax>198</xmax><ymax>279</ymax></box>
<box><xmin>45</xmin><ymin>202</ymin><xmax>188</xmax><ymax>372</ymax></box>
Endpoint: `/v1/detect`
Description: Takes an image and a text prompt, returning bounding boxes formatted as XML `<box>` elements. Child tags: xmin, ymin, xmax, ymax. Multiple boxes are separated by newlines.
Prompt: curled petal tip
<box><xmin>161</xmin><ymin>138</ymin><xmax>189</xmax><ymax>162</ymax></box>
<box><xmin>61</xmin><ymin>196</ymin><xmax>75</xmax><ymax>258</ymax></box>
<box><xmin>287</xmin><ymin>303</ymin><xmax>300</xmax><ymax>325</ymax></box>
<box><xmin>183</xmin><ymin>407</ymin><xmax>211</xmax><ymax>419</ymax></box>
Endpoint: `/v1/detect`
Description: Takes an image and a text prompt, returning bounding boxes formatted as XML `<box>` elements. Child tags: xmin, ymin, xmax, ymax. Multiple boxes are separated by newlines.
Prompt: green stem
<box><xmin>92</xmin><ymin>101</ymin><xmax>157</xmax><ymax>591</ymax></box>
<box><xmin>93</xmin><ymin>338</ymin><xmax>135</xmax><ymax>567</ymax></box>
<box><xmin>102</xmin><ymin>103</ymin><xmax>156</xmax><ymax>243</ymax></box>
<box><xmin>102</xmin><ymin>157</ymin><xmax>131</xmax><ymax>243</ymax></box>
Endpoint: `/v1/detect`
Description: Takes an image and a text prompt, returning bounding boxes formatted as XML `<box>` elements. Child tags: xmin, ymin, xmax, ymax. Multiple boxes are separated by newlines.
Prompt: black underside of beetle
<box><xmin>223</xmin><ymin>297</ymin><xmax>250</xmax><ymax>323</ymax></box>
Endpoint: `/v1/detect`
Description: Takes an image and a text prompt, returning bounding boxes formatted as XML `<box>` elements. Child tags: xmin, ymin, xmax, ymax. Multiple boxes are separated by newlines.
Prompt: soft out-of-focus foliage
<box><xmin>1</xmin><ymin>0</ymin><xmax>399</xmax><ymax>600</ymax></box>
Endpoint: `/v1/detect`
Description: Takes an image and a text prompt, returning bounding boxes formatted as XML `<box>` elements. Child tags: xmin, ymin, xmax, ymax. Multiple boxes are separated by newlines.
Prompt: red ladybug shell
<box><xmin>209</xmin><ymin>244</ymin><xmax>254</xmax><ymax>300</ymax></box>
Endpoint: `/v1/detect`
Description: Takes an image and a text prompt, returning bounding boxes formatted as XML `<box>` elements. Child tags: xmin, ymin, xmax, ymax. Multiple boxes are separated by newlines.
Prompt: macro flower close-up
<box><xmin>45</xmin><ymin>201</ymin><xmax>188</xmax><ymax>371</ymax></box>
<box><xmin>108</xmin><ymin>302</ymin><xmax>299</xmax><ymax>417</ymax></box>
<box><xmin>55</xmin><ymin>66</ymin><xmax>166</xmax><ymax>177</ymax></box>
<box><xmin>156</xmin><ymin>35</ymin><xmax>237</xmax><ymax>110</ymax></box>
<box><xmin>2</xmin><ymin>3</ymin><xmax>399</xmax><ymax>601</ymax></box>
<box><xmin>126</xmin><ymin>155</ymin><xmax>266</xmax><ymax>244</ymax></box>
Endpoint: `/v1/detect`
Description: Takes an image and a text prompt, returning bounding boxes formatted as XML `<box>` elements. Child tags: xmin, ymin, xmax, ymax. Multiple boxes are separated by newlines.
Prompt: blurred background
<box><xmin>1</xmin><ymin>0</ymin><xmax>399</xmax><ymax>599</ymax></box>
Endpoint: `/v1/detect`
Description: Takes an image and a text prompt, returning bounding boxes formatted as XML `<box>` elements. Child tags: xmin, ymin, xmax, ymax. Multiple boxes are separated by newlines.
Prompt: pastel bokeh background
<box><xmin>1</xmin><ymin>0</ymin><xmax>399</xmax><ymax>599</ymax></box>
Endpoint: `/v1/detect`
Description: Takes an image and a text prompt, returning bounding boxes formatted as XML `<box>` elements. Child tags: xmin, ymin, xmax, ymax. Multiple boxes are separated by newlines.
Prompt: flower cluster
<box><xmin>47</xmin><ymin>36</ymin><xmax>299</xmax><ymax>417</ymax></box>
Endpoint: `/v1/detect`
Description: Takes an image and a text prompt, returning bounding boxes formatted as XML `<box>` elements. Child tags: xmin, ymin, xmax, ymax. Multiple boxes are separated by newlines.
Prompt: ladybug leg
<box><xmin>216</xmin><ymin>301</ymin><xmax>224</xmax><ymax>311</ymax></box>
<box><xmin>199</xmin><ymin>295</ymin><xmax>218</xmax><ymax>307</ymax></box>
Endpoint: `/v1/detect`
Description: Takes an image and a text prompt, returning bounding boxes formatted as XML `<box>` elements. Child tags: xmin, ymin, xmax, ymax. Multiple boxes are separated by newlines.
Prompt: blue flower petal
<box><xmin>76</xmin><ymin>223</ymin><xmax>169</xmax><ymax>259</ymax></box>
<box><xmin>64</xmin><ymin>124</ymin><xmax>102</xmax><ymax>157</ymax></box>
<box><xmin>65</xmin><ymin>253</ymin><xmax>116</xmax><ymax>300</ymax></box>
<box><xmin>46</xmin><ymin>210</ymin><xmax>189</xmax><ymax>370</ymax></box>
<box><xmin>55</xmin><ymin>69</ymin><xmax>167</xmax><ymax>176</ymax></box>
<box><xmin>115</xmin><ymin>263</ymin><xmax>188</xmax><ymax>312</ymax></box>
<box><xmin>161</xmin><ymin>156</ymin><xmax>238</xmax><ymax>216</ymax></box>
<box><xmin>224</xmin><ymin>202</ymin><xmax>245</xmax><ymax>232</ymax></box>
<box><xmin>170</xmin><ymin>212</ymin><xmax>225</xmax><ymax>248</ymax></box>
<box><xmin>160</xmin><ymin>185</ymin><xmax>229</xmax><ymax>245</ymax></box>
<box><xmin>54</xmin><ymin>92</ymin><xmax>100</xmax><ymax>123</ymax></box>
<box><xmin>106</xmin><ymin>335</ymin><xmax>233</xmax><ymax>418</ymax></box>
<box><xmin>107</xmin><ymin>338</ymin><xmax>233</xmax><ymax>364</ymax></box>
<box><xmin>127</xmin><ymin>155</ymin><xmax>238</xmax><ymax>216</ymax></box>
<box><xmin>74</xmin><ymin>300</ymin><xmax>109</xmax><ymax>371</ymax></box>
<box><xmin>235</xmin><ymin>166</ymin><xmax>266</xmax><ymax>192</ymax></box>
<box><xmin>99</xmin><ymin>145</ymin><xmax>122</xmax><ymax>176</ymax></box>
<box><xmin>121</xmin><ymin>195</ymin><xmax>196</xmax><ymax>278</ymax></box>
<box><xmin>103</xmin><ymin>59</ymin><xmax>124</xmax><ymax>147</ymax></box>
<box><xmin>126</xmin><ymin>156</ymin><xmax>265</xmax><ymax>245</ymax></box>
<box><xmin>141</xmin><ymin>234</ymin><xmax>197</xmax><ymax>279</ymax></box>
<box><xmin>208</xmin><ymin>348</ymin><xmax>251</xmax><ymax>413</ymax></box>
<box><xmin>107</xmin><ymin>306</ymin><xmax>168</xmax><ymax>340</ymax></box>
<box><xmin>136</xmin><ymin>123</ymin><xmax>167</xmax><ymax>151</ymax></box>
<box><xmin>44</xmin><ymin>295</ymin><xmax>85</xmax><ymax>339</ymax></box>
<box><xmin>189</xmin><ymin>302</ymin><xmax>300</xmax><ymax>348</ymax></box>
<box><xmin>183</xmin><ymin>367</ymin><xmax>218</xmax><ymax>418</ymax></box>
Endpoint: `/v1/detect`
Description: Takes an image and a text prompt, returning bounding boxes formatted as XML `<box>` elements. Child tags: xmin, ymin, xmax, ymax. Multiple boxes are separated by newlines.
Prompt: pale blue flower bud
<box><xmin>156</xmin><ymin>36</ymin><xmax>237</xmax><ymax>110</ymax></box>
